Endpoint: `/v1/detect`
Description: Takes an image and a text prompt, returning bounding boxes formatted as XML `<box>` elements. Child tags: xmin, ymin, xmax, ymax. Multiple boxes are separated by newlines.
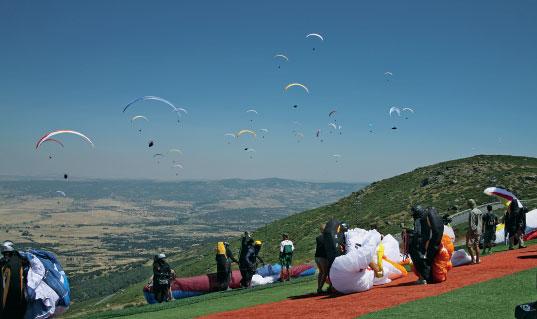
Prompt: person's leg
<box><xmin>474</xmin><ymin>242</ymin><xmax>481</xmax><ymax>263</ymax></box>
<box><xmin>466</xmin><ymin>233</ymin><xmax>475</xmax><ymax>263</ymax></box>
<box><xmin>509</xmin><ymin>235</ymin><xmax>515</xmax><ymax>249</ymax></box>
<box><xmin>518</xmin><ymin>230</ymin><xmax>526</xmax><ymax>248</ymax></box>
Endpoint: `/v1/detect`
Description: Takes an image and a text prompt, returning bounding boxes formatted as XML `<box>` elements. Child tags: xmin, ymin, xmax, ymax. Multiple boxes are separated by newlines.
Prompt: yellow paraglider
<box><xmin>236</xmin><ymin>129</ymin><xmax>256</xmax><ymax>138</ymax></box>
<box><xmin>284</xmin><ymin>83</ymin><xmax>310</xmax><ymax>94</ymax></box>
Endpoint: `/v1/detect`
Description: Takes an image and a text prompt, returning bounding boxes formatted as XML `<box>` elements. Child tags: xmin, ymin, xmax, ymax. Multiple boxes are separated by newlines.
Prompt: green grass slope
<box><xmin>71</xmin><ymin>155</ymin><xmax>537</xmax><ymax>317</ymax></box>
<box><xmin>83</xmin><ymin>241</ymin><xmax>537</xmax><ymax>319</ymax></box>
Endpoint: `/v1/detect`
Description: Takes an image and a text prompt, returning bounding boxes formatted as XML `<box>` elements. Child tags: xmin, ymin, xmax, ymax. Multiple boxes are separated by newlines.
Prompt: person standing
<box><xmin>466</xmin><ymin>199</ymin><xmax>483</xmax><ymax>264</ymax></box>
<box><xmin>512</xmin><ymin>200</ymin><xmax>527</xmax><ymax>249</ymax></box>
<box><xmin>215</xmin><ymin>242</ymin><xmax>238</xmax><ymax>291</ymax></box>
<box><xmin>1</xmin><ymin>241</ymin><xmax>27</xmax><ymax>319</ymax></box>
<box><xmin>482</xmin><ymin>205</ymin><xmax>498</xmax><ymax>254</ymax></box>
<box><xmin>279</xmin><ymin>234</ymin><xmax>294</xmax><ymax>282</ymax></box>
<box><xmin>409</xmin><ymin>205</ymin><xmax>443</xmax><ymax>284</ymax></box>
<box><xmin>314</xmin><ymin>225</ymin><xmax>328</xmax><ymax>294</ymax></box>
<box><xmin>152</xmin><ymin>253</ymin><xmax>172</xmax><ymax>303</ymax></box>
<box><xmin>239</xmin><ymin>239</ymin><xmax>264</xmax><ymax>288</ymax></box>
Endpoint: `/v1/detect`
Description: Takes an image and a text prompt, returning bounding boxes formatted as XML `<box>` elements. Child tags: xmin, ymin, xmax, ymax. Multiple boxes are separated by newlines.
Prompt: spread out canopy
<box><xmin>402</xmin><ymin>107</ymin><xmax>414</xmax><ymax>113</ymax></box>
<box><xmin>131</xmin><ymin>115</ymin><xmax>149</xmax><ymax>122</ymax></box>
<box><xmin>123</xmin><ymin>96</ymin><xmax>176</xmax><ymax>113</ymax></box>
<box><xmin>36</xmin><ymin>130</ymin><xmax>94</xmax><ymax>149</ymax></box>
<box><xmin>284</xmin><ymin>83</ymin><xmax>309</xmax><ymax>94</ymax></box>
<box><xmin>384</xmin><ymin>71</ymin><xmax>393</xmax><ymax>76</ymax></box>
<box><xmin>389</xmin><ymin>107</ymin><xmax>401</xmax><ymax>117</ymax></box>
<box><xmin>237</xmin><ymin>129</ymin><xmax>256</xmax><ymax>138</ymax></box>
<box><xmin>306</xmin><ymin>33</ymin><xmax>324</xmax><ymax>41</ymax></box>
<box><xmin>224</xmin><ymin>133</ymin><xmax>237</xmax><ymax>138</ymax></box>
<box><xmin>274</xmin><ymin>54</ymin><xmax>289</xmax><ymax>61</ymax></box>
<box><xmin>246</xmin><ymin>109</ymin><xmax>258</xmax><ymax>114</ymax></box>
<box><xmin>56</xmin><ymin>191</ymin><xmax>66</xmax><ymax>197</ymax></box>
<box><xmin>169</xmin><ymin>149</ymin><xmax>182</xmax><ymax>155</ymax></box>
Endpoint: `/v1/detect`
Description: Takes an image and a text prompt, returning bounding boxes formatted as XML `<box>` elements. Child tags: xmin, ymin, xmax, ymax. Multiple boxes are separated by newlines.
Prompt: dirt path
<box><xmin>202</xmin><ymin>247</ymin><xmax>537</xmax><ymax>319</ymax></box>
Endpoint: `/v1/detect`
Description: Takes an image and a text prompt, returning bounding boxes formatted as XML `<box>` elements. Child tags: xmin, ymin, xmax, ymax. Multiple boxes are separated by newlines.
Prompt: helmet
<box><xmin>340</xmin><ymin>223</ymin><xmax>349</xmax><ymax>232</ymax></box>
<box><xmin>157</xmin><ymin>253</ymin><xmax>166</xmax><ymax>260</ymax></box>
<box><xmin>223</xmin><ymin>242</ymin><xmax>230</xmax><ymax>247</ymax></box>
<box><xmin>1</xmin><ymin>243</ymin><xmax>14</xmax><ymax>253</ymax></box>
<box><xmin>254</xmin><ymin>240</ymin><xmax>262</xmax><ymax>246</ymax></box>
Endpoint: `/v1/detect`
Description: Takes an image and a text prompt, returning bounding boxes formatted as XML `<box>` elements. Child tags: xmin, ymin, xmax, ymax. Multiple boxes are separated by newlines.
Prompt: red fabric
<box><xmin>523</xmin><ymin>229</ymin><xmax>537</xmax><ymax>241</ymax></box>
<box><xmin>169</xmin><ymin>270</ymin><xmax>242</xmax><ymax>293</ymax></box>
<box><xmin>280</xmin><ymin>264</ymin><xmax>315</xmax><ymax>280</ymax></box>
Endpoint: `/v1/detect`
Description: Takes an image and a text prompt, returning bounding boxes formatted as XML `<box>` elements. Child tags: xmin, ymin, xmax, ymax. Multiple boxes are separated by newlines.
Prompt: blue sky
<box><xmin>1</xmin><ymin>0</ymin><xmax>536</xmax><ymax>182</ymax></box>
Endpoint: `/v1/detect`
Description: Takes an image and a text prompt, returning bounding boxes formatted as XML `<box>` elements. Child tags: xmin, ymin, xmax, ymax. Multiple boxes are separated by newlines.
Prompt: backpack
<box><xmin>283</xmin><ymin>244</ymin><xmax>293</xmax><ymax>255</ymax></box>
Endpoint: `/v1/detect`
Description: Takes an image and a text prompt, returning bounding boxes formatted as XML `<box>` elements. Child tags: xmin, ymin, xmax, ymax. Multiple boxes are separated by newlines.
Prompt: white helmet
<box><xmin>1</xmin><ymin>241</ymin><xmax>14</xmax><ymax>253</ymax></box>
<box><xmin>157</xmin><ymin>253</ymin><xmax>166</xmax><ymax>260</ymax></box>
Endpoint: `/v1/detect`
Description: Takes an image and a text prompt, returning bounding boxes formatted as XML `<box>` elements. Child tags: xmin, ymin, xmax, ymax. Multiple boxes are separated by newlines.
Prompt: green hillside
<box><xmin>71</xmin><ymin>155</ymin><xmax>537</xmax><ymax>317</ymax></box>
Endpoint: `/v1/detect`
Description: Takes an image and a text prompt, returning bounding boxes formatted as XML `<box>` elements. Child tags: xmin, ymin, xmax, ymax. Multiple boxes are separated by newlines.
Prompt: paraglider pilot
<box><xmin>215</xmin><ymin>242</ymin><xmax>238</xmax><ymax>291</ymax></box>
<box><xmin>239</xmin><ymin>239</ymin><xmax>264</xmax><ymax>288</ymax></box>
<box><xmin>152</xmin><ymin>253</ymin><xmax>173</xmax><ymax>303</ymax></box>
<box><xmin>408</xmin><ymin>205</ymin><xmax>443</xmax><ymax>284</ymax></box>
<box><xmin>1</xmin><ymin>241</ymin><xmax>27</xmax><ymax>319</ymax></box>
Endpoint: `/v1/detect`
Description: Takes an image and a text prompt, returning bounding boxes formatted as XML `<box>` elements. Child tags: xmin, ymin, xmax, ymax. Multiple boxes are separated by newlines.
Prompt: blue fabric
<box><xmin>20</xmin><ymin>250</ymin><xmax>71</xmax><ymax>319</ymax></box>
<box><xmin>298</xmin><ymin>267</ymin><xmax>316</xmax><ymax>277</ymax></box>
<box><xmin>256</xmin><ymin>263</ymin><xmax>281</xmax><ymax>277</ymax></box>
<box><xmin>144</xmin><ymin>290</ymin><xmax>203</xmax><ymax>304</ymax></box>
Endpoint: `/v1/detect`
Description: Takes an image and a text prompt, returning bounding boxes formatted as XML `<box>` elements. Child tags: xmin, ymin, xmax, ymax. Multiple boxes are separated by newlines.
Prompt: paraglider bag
<box><xmin>515</xmin><ymin>301</ymin><xmax>537</xmax><ymax>319</ymax></box>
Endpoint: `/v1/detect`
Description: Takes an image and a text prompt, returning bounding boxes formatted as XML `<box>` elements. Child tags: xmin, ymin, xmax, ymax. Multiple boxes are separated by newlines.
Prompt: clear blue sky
<box><xmin>1</xmin><ymin>0</ymin><xmax>536</xmax><ymax>182</ymax></box>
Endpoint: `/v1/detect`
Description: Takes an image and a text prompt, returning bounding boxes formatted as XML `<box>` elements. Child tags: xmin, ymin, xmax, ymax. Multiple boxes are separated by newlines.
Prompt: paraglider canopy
<box><xmin>123</xmin><ymin>96</ymin><xmax>176</xmax><ymax>113</ymax></box>
<box><xmin>36</xmin><ymin>130</ymin><xmax>94</xmax><ymax>149</ymax></box>
<box><xmin>284</xmin><ymin>83</ymin><xmax>309</xmax><ymax>94</ymax></box>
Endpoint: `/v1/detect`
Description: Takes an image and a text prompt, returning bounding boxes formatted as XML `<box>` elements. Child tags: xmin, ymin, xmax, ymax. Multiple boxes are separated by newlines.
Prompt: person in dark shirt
<box><xmin>482</xmin><ymin>205</ymin><xmax>498</xmax><ymax>254</ymax></box>
<box><xmin>315</xmin><ymin>224</ymin><xmax>328</xmax><ymax>294</ymax></box>
<box><xmin>215</xmin><ymin>242</ymin><xmax>239</xmax><ymax>291</ymax></box>
<box><xmin>1</xmin><ymin>241</ymin><xmax>27</xmax><ymax>319</ymax></box>
<box><xmin>239</xmin><ymin>239</ymin><xmax>264</xmax><ymax>288</ymax></box>
<box><xmin>152</xmin><ymin>253</ymin><xmax>172</xmax><ymax>303</ymax></box>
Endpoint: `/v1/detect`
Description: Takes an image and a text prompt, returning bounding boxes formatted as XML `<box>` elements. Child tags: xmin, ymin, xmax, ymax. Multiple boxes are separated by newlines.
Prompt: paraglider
<box><xmin>274</xmin><ymin>54</ymin><xmax>289</xmax><ymax>62</ymax></box>
<box><xmin>153</xmin><ymin>153</ymin><xmax>165</xmax><ymax>158</ymax></box>
<box><xmin>224</xmin><ymin>133</ymin><xmax>236</xmax><ymax>144</ymax></box>
<box><xmin>293</xmin><ymin>105</ymin><xmax>298</xmax><ymax>109</ymax></box>
<box><xmin>306</xmin><ymin>33</ymin><xmax>324</xmax><ymax>51</ymax></box>
<box><xmin>295</xmin><ymin>132</ymin><xmax>304</xmax><ymax>142</ymax></box>
<box><xmin>123</xmin><ymin>96</ymin><xmax>176</xmax><ymax>113</ymax></box>
<box><xmin>131</xmin><ymin>115</ymin><xmax>149</xmax><ymax>133</ymax></box>
<box><xmin>246</xmin><ymin>109</ymin><xmax>258</xmax><ymax>114</ymax></box>
<box><xmin>245</xmin><ymin>148</ymin><xmax>256</xmax><ymax>159</ymax></box>
<box><xmin>260</xmin><ymin>129</ymin><xmax>269</xmax><ymax>139</ymax></box>
<box><xmin>131</xmin><ymin>115</ymin><xmax>149</xmax><ymax>123</ymax></box>
<box><xmin>484</xmin><ymin>187</ymin><xmax>522</xmax><ymax>207</ymax></box>
<box><xmin>284</xmin><ymin>83</ymin><xmax>309</xmax><ymax>94</ymax></box>
<box><xmin>389</xmin><ymin>107</ymin><xmax>401</xmax><ymax>117</ymax></box>
<box><xmin>391</xmin><ymin>126</ymin><xmax>398</xmax><ymax>130</ymax></box>
<box><xmin>173</xmin><ymin>164</ymin><xmax>184</xmax><ymax>169</ymax></box>
<box><xmin>402</xmin><ymin>107</ymin><xmax>414</xmax><ymax>120</ymax></box>
<box><xmin>384</xmin><ymin>71</ymin><xmax>393</xmax><ymax>76</ymax></box>
<box><xmin>148</xmin><ymin>140</ymin><xmax>154</xmax><ymax>148</ymax></box>
<box><xmin>63</xmin><ymin>174</ymin><xmax>68</xmax><ymax>180</ymax></box>
<box><xmin>36</xmin><ymin>130</ymin><xmax>94</xmax><ymax>149</ymax></box>
<box><xmin>237</xmin><ymin>129</ymin><xmax>256</xmax><ymax>138</ymax></box>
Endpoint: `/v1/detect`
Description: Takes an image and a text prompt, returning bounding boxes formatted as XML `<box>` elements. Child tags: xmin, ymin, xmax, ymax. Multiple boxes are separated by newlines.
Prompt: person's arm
<box><xmin>291</xmin><ymin>241</ymin><xmax>295</xmax><ymax>252</ymax></box>
<box><xmin>227</xmin><ymin>247</ymin><xmax>239</xmax><ymax>263</ymax></box>
<box><xmin>256</xmin><ymin>255</ymin><xmax>265</xmax><ymax>265</ymax></box>
<box><xmin>424</xmin><ymin>215</ymin><xmax>432</xmax><ymax>253</ymax></box>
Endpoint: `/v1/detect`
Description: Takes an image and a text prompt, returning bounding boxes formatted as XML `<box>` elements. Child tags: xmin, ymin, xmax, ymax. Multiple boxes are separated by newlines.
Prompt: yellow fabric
<box><xmin>254</xmin><ymin>240</ymin><xmax>262</xmax><ymax>246</ymax></box>
<box><xmin>216</xmin><ymin>242</ymin><xmax>226</xmax><ymax>255</ymax></box>
<box><xmin>374</xmin><ymin>243</ymin><xmax>385</xmax><ymax>278</ymax></box>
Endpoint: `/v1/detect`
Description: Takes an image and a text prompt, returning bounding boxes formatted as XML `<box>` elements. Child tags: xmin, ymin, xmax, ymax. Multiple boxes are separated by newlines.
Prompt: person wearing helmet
<box><xmin>239</xmin><ymin>239</ymin><xmax>264</xmax><ymax>288</ymax></box>
<box><xmin>215</xmin><ymin>242</ymin><xmax>239</xmax><ymax>291</ymax></box>
<box><xmin>279</xmin><ymin>233</ymin><xmax>294</xmax><ymax>282</ymax></box>
<box><xmin>1</xmin><ymin>241</ymin><xmax>27</xmax><ymax>319</ymax></box>
<box><xmin>152</xmin><ymin>253</ymin><xmax>172</xmax><ymax>303</ymax></box>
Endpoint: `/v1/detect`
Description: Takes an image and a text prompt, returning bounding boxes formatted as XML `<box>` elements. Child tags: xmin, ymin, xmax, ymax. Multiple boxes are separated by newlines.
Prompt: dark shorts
<box><xmin>280</xmin><ymin>254</ymin><xmax>292</xmax><ymax>267</ymax></box>
<box><xmin>483</xmin><ymin>230</ymin><xmax>496</xmax><ymax>244</ymax></box>
<box><xmin>467</xmin><ymin>232</ymin><xmax>481</xmax><ymax>246</ymax></box>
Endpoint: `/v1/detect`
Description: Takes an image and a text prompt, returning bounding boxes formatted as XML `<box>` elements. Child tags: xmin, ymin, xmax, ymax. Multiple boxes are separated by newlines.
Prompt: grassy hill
<box><xmin>71</xmin><ymin>155</ymin><xmax>537</xmax><ymax>317</ymax></box>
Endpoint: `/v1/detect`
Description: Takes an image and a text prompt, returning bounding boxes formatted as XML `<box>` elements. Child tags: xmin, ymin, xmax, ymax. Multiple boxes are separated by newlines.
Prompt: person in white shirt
<box><xmin>279</xmin><ymin>233</ymin><xmax>294</xmax><ymax>281</ymax></box>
